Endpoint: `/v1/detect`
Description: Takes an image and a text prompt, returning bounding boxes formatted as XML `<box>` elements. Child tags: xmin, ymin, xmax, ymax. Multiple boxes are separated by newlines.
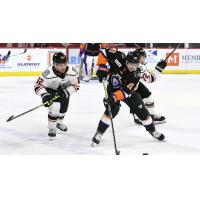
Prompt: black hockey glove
<box><xmin>103</xmin><ymin>96</ymin><xmax>116</xmax><ymax>108</ymax></box>
<box><xmin>134</xmin><ymin>67</ymin><xmax>142</xmax><ymax>78</ymax></box>
<box><xmin>155</xmin><ymin>60</ymin><xmax>167</xmax><ymax>73</ymax></box>
<box><xmin>57</xmin><ymin>86</ymin><xmax>70</xmax><ymax>100</ymax></box>
<box><xmin>96</xmin><ymin>64</ymin><xmax>109</xmax><ymax>82</ymax></box>
<box><xmin>41</xmin><ymin>93</ymin><xmax>53</xmax><ymax>107</ymax></box>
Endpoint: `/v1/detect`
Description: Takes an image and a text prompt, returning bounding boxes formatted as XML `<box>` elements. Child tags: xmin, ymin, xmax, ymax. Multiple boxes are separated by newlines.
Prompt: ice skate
<box><xmin>149</xmin><ymin>131</ymin><xmax>165</xmax><ymax>141</ymax></box>
<box><xmin>82</xmin><ymin>75</ymin><xmax>90</xmax><ymax>82</ymax></box>
<box><xmin>91</xmin><ymin>131</ymin><xmax>103</xmax><ymax>147</ymax></box>
<box><xmin>151</xmin><ymin>115</ymin><xmax>166</xmax><ymax>125</ymax></box>
<box><xmin>57</xmin><ymin>123</ymin><xmax>68</xmax><ymax>132</ymax></box>
<box><xmin>48</xmin><ymin>129</ymin><xmax>56</xmax><ymax>137</ymax></box>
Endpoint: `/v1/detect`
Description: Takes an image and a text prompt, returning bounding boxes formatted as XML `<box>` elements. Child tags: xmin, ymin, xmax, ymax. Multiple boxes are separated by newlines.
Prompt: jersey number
<box><xmin>36</xmin><ymin>77</ymin><xmax>44</xmax><ymax>85</ymax></box>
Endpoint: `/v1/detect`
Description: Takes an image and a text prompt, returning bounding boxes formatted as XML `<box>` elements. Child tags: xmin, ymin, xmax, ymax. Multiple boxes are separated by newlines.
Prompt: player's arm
<box><xmin>100</xmin><ymin>47</ymin><xmax>121</xmax><ymax>61</ymax></box>
<box><xmin>34</xmin><ymin>70</ymin><xmax>54</xmax><ymax>107</ymax></box>
<box><xmin>66</xmin><ymin>77</ymin><xmax>80</xmax><ymax>95</ymax></box>
<box><xmin>65</xmin><ymin>68</ymin><xmax>80</xmax><ymax>95</ymax></box>
<box><xmin>34</xmin><ymin>73</ymin><xmax>48</xmax><ymax>96</ymax></box>
<box><xmin>141</xmin><ymin>60</ymin><xmax>167</xmax><ymax>83</ymax></box>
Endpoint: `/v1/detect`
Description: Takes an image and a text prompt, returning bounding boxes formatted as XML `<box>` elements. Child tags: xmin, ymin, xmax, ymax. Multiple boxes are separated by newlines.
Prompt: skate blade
<box><xmin>91</xmin><ymin>142</ymin><xmax>98</xmax><ymax>147</ymax></box>
<box><xmin>56</xmin><ymin>131</ymin><xmax>68</xmax><ymax>135</ymax></box>
<box><xmin>48</xmin><ymin>137</ymin><xmax>55</xmax><ymax>141</ymax></box>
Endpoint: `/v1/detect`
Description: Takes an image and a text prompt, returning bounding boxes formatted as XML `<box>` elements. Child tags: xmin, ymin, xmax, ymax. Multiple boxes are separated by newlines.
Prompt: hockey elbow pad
<box><xmin>113</xmin><ymin>90</ymin><xmax>126</xmax><ymax>101</ymax></box>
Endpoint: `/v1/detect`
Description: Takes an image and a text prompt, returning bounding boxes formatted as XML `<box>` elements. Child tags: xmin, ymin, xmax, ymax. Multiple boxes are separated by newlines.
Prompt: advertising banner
<box><xmin>0</xmin><ymin>48</ymin><xmax>66</xmax><ymax>75</ymax></box>
<box><xmin>1</xmin><ymin>48</ymin><xmax>200</xmax><ymax>76</ymax></box>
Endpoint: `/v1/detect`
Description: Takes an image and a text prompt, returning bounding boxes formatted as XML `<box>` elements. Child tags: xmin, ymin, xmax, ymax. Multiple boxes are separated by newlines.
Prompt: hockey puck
<box><xmin>142</xmin><ymin>153</ymin><xmax>149</xmax><ymax>155</ymax></box>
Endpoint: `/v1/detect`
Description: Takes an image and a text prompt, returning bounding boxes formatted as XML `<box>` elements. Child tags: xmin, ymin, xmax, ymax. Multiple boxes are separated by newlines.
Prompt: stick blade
<box><xmin>7</xmin><ymin>115</ymin><xmax>14</xmax><ymax>122</ymax></box>
<box><xmin>116</xmin><ymin>151</ymin><xmax>120</xmax><ymax>155</ymax></box>
<box><xmin>8</xmin><ymin>50</ymin><xmax>11</xmax><ymax>56</ymax></box>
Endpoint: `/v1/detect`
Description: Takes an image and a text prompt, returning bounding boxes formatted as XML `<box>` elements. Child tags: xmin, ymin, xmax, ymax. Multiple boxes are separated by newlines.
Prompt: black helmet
<box><xmin>134</xmin><ymin>48</ymin><xmax>147</xmax><ymax>58</ymax></box>
<box><xmin>125</xmin><ymin>51</ymin><xmax>140</xmax><ymax>64</ymax></box>
<box><xmin>53</xmin><ymin>52</ymin><xmax>67</xmax><ymax>65</ymax></box>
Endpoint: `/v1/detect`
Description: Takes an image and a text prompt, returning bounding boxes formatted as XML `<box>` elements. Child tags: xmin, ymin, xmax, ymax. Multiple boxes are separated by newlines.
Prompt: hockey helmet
<box><xmin>53</xmin><ymin>52</ymin><xmax>67</xmax><ymax>65</ymax></box>
<box><xmin>134</xmin><ymin>48</ymin><xmax>147</xmax><ymax>58</ymax></box>
<box><xmin>125</xmin><ymin>51</ymin><xmax>140</xmax><ymax>64</ymax></box>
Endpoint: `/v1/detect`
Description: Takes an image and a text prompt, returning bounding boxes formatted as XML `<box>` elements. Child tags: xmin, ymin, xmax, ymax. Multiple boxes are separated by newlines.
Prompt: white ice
<box><xmin>0</xmin><ymin>74</ymin><xmax>200</xmax><ymax>155</ymax></box>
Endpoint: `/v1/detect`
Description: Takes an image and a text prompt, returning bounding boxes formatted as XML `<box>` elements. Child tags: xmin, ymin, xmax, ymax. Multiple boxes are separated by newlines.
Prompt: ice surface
<box><xmin>0</xmin><ymin>75</ymin><xmax>200</xmax><ymax>155</ymax></box>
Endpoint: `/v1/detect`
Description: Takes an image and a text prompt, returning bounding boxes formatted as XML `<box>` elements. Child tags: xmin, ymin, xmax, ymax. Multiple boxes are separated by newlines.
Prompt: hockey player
<box><xmin>79</xmin><ymin>43</ymin><xmax>107</xmax><ymax>82</ymax></box>
<box><xmin>91</xmin><ymin>49</ymin><xmax>166</xmax><ymax>146</ymax></box>
<box><xmin>130</xmin><ymin>48</ymin><xmax>166</xmax><ymax>125</ymax></box>
<box><xmin>34</xmin><ymin>52</ymin><xmax>80</xmax><ymax>137</ymax></box>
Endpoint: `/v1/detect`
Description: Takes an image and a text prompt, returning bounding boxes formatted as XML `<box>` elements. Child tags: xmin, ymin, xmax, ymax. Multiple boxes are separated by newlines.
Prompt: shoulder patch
<box><xmin>43</xmin><ymin>69</ymin><xmax>50</xmax><ymax>77</ymax></box>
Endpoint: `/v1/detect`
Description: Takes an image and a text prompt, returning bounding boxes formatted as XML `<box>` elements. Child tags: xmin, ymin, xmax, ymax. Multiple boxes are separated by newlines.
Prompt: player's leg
<box><xmin>134</xmin><ymin>82</ymin><xmax>166</xmax><ymax>125</ymax></box>
<box><xmin>82</xmin><ymin>54</ymin><xmax>93</xmax><ymax>82</ymax></box>
<box><xmin>56</xmin><ymin>95</ymin><xmax>70</xmax><ymax>132</ymax></box>
<box><xmin>91</xmin><ymin>101</ymin><xmax>121</xmax><ymax>146</ymax></box>
<box><xmin>125</xmin><ymin>92</ymin><xmax>165</xmax><ymax>141</ymax></box>
<box><xmin>48</xmin><ymin>102</ymin><xmax>60</xmax><ymax>137</ymax></box>
<box><xmin>45</xmin><ymin>88</ymin><xmax>60</xmax><ymax>137</ymax></box>
<box><xmin>81</xmin><ymin>53</ymin><xmax>88</xmax><ymax>81</ymax></box>
<box><xmin>92</xmin><ymin>55</ymin><xmax>98</xmax><ymax>77</ymax></box>
<box><xmin>46</xmin><ymin>88</ymin><xmax>69</xmax><ymax>136</ymax></box>
<box><xmin>143</xmin><ymin>94</ymin><xmax>166</xmax><ymax>124</ymax></box>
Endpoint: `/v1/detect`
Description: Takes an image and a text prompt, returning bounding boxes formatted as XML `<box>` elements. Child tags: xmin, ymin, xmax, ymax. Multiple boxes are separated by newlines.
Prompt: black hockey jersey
<box><xmin>102</xmin><ymin>48</ymin><xmax>141</xmax><ymax>95</ymax></box>
<box><xmin>101</xmin><ymin>48</ymin><xmax>161</xmax><ymax>98</ymax></box>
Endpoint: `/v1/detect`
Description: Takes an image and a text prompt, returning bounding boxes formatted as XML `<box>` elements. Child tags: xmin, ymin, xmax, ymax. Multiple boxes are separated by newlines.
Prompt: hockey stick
<box><xmin>3</xmin><ymin>49</ymin><xmax>27</xmax><ymax>61</ymax></box>
<box><xmin>134</xmin><ymin>43</ymin><xmax>142</xmax><ymax>48</ymax></box>
<box><xmin>6</xmin><ymin>95</ymin><xmax>60</xmax><ymax>122</ymax></box>
<box><xmin>164</xmin><ymin>43</ymin><xmax>182</xmax><ymax>62</ymax></box>
<box><xmin>10</xmin><ymin>48</ymin><xmax>27</xmax><ymax>57</ymax></box>
<box><xmin>1</xmin><ymin>51</ymin><xmax>11</xmax><ymax>61</ymax></box>
<box><xmin>102</xmin><ymin>79</ymin><xmax>120</xmax><ymax>155</ymax></box>
<box><xmin>91</xmin><ymin>56</ymin><xmax>95</xmax><ymax>78</ymax></box>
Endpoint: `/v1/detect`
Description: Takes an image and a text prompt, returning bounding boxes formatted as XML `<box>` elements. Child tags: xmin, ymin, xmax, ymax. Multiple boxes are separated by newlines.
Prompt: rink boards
<box><xmin>1</xmin><ymin>47</ymin><xmax>200</xmax><ymax>76</ymax></box>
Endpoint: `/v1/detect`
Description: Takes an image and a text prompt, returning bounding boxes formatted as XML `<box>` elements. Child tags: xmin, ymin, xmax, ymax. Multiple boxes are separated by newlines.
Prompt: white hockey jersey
<box><xmin>140</xmin><ymin>64</ymin><xmax>161</xmax><ymax>83</ymax></box>
<box><xmin>34</xmin><ymin>65</ymin><xmax>80</xmax><ymax>96</ymax></box>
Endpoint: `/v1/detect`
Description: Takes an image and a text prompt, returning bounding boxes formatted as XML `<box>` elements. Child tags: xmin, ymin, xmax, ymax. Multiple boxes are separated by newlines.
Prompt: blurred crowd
<box><xmin>0</xmin><ymin>43</ymin><xmax>199</xmax><ymax>48</ymax></box>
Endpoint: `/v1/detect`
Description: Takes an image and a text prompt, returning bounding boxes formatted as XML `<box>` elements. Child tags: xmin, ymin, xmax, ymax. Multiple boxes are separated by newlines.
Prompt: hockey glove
<box><xmin>103</xmin><ymin>97</ymin><xmax>116</xmax><ymax>108</ymax></box>
<box><xmin>103</xmin><ymin>90</ymin><xmax>125</xmax><ymax>107</ymax></box>
<box><xmin>41</xmin><ymin>93</ymin><xmax>53</xmax><ymax>107</ymax></box>
<box><xmin>96</xmin><ymin>64</ymin><xmax>109</xmax><ymax>82</ymax></box>
<box><xmin>155</xmin><ymin>60</ymin><xmax>167</xmax><ymax>73</ymax></box>
<box><xmin>57</xmin><ymin>86</ymin><xmax>70</xmax><ymax>100</ymax></box>
<box><xmin>134</xmin><ymin>67</ymin><xmax>142</xmax><ymax>78</ymax></box>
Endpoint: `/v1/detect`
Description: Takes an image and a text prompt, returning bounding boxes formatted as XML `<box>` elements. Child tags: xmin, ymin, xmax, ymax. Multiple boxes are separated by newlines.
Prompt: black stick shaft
<box><xmin>102</xmin><ymin>80</ymin><xmax>120</xmax><ymax>155</ymax></box>
<box><xmin>107</xmin><ymin>104</ymin><xmax>120</xmax><ymax>155</ymax></box>
<box><xmin>10</xmin><ymin>48</ymin><xmax>27</xmax><ymax>57</ymax></box>
<box><xmin>7</xmin><ymin>95</ymin><xmax>59</xmax><ymax>122</ymax></box>
<box><xmin>7</xmin><ymin>104</ymin><xmax>43</xmax><ymax>122</ymax></box>
<box><xmin>164</xmin><ymin>43</ymin><xmax>182</xmax><ymax>62</ymax></box>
